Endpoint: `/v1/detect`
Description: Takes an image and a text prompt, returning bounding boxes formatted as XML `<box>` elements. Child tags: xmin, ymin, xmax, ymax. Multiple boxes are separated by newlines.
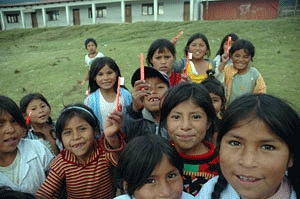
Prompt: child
<box><xmin>173</xmin><ymin>32</ymin><xmax>212</xmax><ymax>83</ymax></box>
<box><xmin>81</xmin><ymin>38</ymin><xmax>105</xmax><ymax>85</ymax></box>
<box><xmin>213</xmin><ymin>33</ymin><xmax>239</xmax><ymax>84</ymax></box>
<box><xmin>114</xmin><ymin>135</ymin><xmax>194</xmax><ymax>199</ymax></box>
<box><xmin>122</xmin><ymin>66</ymin><xmax>170</xmax><ymax>143</ymax></box>
<box><xmin>146</xmin><ymin>38</ymin><xmax>189</xmax><ymax>86</ymax></box>
<box><xmin>221</xmin><ymin>39</ymin><xmax>266</xmax><ymax>106</ymax></box>
<box><xmin>84</xmin><ymin>56</ymin><xmax>132</xmax><ymax>136</ymax></box>
<box><xmin>201</xmin><ymin>70</ymin><xmax>226</xmax><ymax>145</ymax></box>
<box><xmin>196</xmin><ymin>93</ymin><xmax>299</xmax><ymax>199</ymax></box>
<box><xmin>36</xmin><ymin>103</ymin><xmax>126</xmax><ymax>198</ymax></box>
<box><xmin>0</xmin><ymin>95</ymin><xmax>54</xmax><ymax>195</ymax></box>
<box><xmin>20</xmin><ymin>93</ymin><xmax>63</xmax><ymax>155</ymax></box>
<box><xmin>160</xmin><ymin>82</ymin><xmax>220</xmax><ymax>196</ymax></box>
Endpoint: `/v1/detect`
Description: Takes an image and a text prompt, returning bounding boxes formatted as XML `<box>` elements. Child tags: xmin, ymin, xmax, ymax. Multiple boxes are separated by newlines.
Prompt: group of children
<box><xmin>0</xmin><ymin>33</ymin><xmax>298</xmax><ymax>199</ymax></box>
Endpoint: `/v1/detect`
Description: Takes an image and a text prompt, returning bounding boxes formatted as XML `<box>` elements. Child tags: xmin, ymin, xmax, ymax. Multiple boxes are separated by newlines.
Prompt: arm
<box><xmin>81</xmin><ymin>68</ymin><xmax>89</xmax><ymax>85</ymax></box>
<box><xmin>254</xmin><ymin>74</ymin><xmax>267</xmax><ymax>93</ymax></box>
<box><xmin>103</xmin><ymin>109</ymin><xmax>124</xmax><ymax>149</ymax></box>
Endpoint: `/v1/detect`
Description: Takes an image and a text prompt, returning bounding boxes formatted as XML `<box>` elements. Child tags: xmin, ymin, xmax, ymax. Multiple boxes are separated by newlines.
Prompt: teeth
<box><xmin>239</xmin><ymin>176</ymin><xmax>256</xmax><ymax>181</ymax></box>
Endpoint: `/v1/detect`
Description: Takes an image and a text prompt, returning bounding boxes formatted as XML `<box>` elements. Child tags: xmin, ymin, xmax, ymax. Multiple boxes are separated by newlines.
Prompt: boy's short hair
<box><xmin>131</xmin><ymin>66</ymin><xmax>170</xmax><ymax>87</ymax></box>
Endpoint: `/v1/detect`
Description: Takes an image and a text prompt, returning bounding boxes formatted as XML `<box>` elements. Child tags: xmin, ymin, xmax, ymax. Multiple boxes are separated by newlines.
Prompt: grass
<box><xmin>0</xmin><ymin>16</ymin><xmax>300</xmax><ymax>119</ymax></box>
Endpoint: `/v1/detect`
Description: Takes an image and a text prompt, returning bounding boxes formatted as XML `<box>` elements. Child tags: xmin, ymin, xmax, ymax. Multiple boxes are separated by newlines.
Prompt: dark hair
<box><xmin>211</xmin><ymin>93</ymin><xmax>299</xmax><ymax>198</ymax></box>
<box><xmin>0</xmin><ymin>186</ymin><xmax>35</xmax><ymax>199</ymax></box>
<box><xmin>160</xmin><ymin>82</ymin><xmax>216</xmax><ymax>141</ymax></box>
<box><xmin>19</xmin><ymin>93</ymin><xmax>53</xmax><ymax>125</ymax></box>
<box><xmin>215</xmin><ymin>33</ymin><xmax>239</xmax><ymax>57</ymax></box>
<box><xmin>115</xmin><ymin>135</ymin><xmax>183</xmax><ymax>197</ymax></box>
<box><xmin>201</xmin><ymin>70</ymin><xmax>226</xmax><ymax>117</ymax></box>
<box><xmin>184</xmin><ymin>32</ymin><xmax>211</xmax><ymax>58</ymax></box>
<box><xmin>88</xmin><ymin>56</ymin><xmax>123</xmax><ymax>93</ymax></box>
<box><xmin>55</xmin><ymin>103</ymin><xmax>99</xmax><ymax>142</ymax></box>
<box><xmin>85</xmin><ymin>38</ymin><xmax>97</xmax><ymax>48</ymax></box>
<box><xmin>146</xmin><ymin>38</ymin><xmax>176</xmax><ymax>66</ymax></box>
<box><xmin>229</xmin><ymin>39</ymin><xmax>255</xmax><ymax>60</ymax></box>
<box><xmin>0</xmin><ymin>95</ymin><xmax>26</xmax><ymax>128</ymax></box>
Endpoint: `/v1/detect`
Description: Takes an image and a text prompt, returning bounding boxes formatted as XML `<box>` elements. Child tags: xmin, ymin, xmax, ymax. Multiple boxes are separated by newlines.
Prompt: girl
<box><xmin>221</xmin><ymin>39</ymin><xmax>266</xmax><ymax>106</ymax></box>
<box><xmin>197</xmin><ymin>93</ymin><xmax>299</xmax><ymax>199</ymax></box>
<box><xmin>160</xmin><ymin>82</ymin><xmax>220</xmax><ymax>196</ymax></box>
<box><xmin>0</xmin><ymin>95</ymin><xmax>54</xmax><ymax>195</ymax></box>
<box><xmin>36</xmin><ymin>103</ymin><xmax>126</xmax><ymax>198</ymax></box>
<box><xmin>201</xmin><ymin>70</ymin><xmax>226</xmax><ymax>145</ymax></box>
<box><xmin>20</xmin><ymin>93</ymin><xmax>63</xmax><ymax>155</ymax></box>
<box><xmin>213</xmin><ymin>33</ymin><xmax>239</xmax><ymax>84</ymax></box>
<box><xmin>81</xmin><ymin>38</ymin><xmax>105</xmax><ymax>85</ymax></box>
<box><xmin>114</xmin><ymin>135</ymin><xmax>194</xmax><ymax>199</ymax></box>
<box><xmin>173</xmin><ymin>32</ymin><xmax>212</xmax><ymax>83</ymax></box>
<box><xmin>146</xmin><ymin>38</ymin><xmax>189</xmax><ymax>86</ymax></box>
<box><xmin>84</xmin><ymin>56</ymin><xmax>132</xmax><ymax>136</ymax></box>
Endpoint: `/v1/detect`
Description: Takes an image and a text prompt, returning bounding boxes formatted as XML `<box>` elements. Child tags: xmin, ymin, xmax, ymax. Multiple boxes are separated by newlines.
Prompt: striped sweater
<box><xmin>36</xmin><ymin>132</ymin><xmax>125</xmax><ymax>199</ymax></box>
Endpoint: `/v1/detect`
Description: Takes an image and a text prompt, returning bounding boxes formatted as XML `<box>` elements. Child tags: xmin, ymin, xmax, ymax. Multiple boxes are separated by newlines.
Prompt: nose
<box><xmin>158</xmin><ymin>181</ymin><xmax>172</xmax><ymax>197</ymax></box>
<box><xmin>71</xmin><ymin>130</ymin><xmax>81</xmax><ymax>140</ymax></box>
<box><xmin>180</xmin><ymin>116</ymin><xmax>191</xmax><ymax>131</ymax></box>
<box><xmin>238</xmin><ymin>147</ymin><xmax>258</xmax><ymax>167</ymax></box>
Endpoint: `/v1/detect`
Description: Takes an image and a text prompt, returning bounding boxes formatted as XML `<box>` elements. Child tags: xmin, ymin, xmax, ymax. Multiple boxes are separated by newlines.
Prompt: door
<box><xmin>184</xmin><ymin>2</ymin><xmax>190</xmax><ymax>21</ymax></box>
<box><xmin>73</xmin><ymin>9</ymin><xmax>80</xmax><ymax>25</ymax></box>
<box><xmin>125</xmin><ymin>5</ymin><xmax>132</xmax><ymax>23</ymax></box>
<box><xmin>31</xmin><ymin>12</ymin><xmax>38</xmax><ymax>28</ymax></box>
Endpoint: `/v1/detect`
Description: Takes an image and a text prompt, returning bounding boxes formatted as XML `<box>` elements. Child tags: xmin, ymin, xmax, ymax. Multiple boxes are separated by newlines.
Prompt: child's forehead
<box><xmin>145</xmin><ymin>76</ymin><xmax>166</xmax><ymax>84</ymax></box>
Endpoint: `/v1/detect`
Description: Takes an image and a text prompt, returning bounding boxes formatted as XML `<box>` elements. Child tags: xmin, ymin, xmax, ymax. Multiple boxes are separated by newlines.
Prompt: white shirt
<box><xmin>0</xmin><ymin>139</ymin><xmax>54</xmax><ymax>195</ymax></box>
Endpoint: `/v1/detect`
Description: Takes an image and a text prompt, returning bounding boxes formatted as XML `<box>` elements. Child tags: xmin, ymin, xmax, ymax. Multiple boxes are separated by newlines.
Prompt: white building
<box><xmin>0</xmin><ymin>0</ymin><xmax>207</xmax><ymax>30</ymax></box>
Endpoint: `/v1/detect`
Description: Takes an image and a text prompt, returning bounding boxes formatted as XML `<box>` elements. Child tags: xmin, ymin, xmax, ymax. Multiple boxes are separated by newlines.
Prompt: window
<box><xmin>7</xmin><ymin>14</ymin><xmax>19</xmax><ymax>23</ymax></box>
<box><xmin>88</xmin><ymin>8</ymin><xmax>92</xmax><ymax>18</ymax></box>
<box><xmin>142</xmin><ymin>4</ymin><xmax>153</xmax><ymax>15</ymax></box>
<box><xmin>47</xmin><ymin>10</ymin><xmax>59</xmax><ymax>21</ymax></box>
<box><xmin>96</xmin><ymin>7</ymin><xmax>107</xmax><ymax>18</ymax></box>
<box><xmin>142</xmin><ymin>3</ymin><xmax>164</xmax><ymax>16</ymax></box>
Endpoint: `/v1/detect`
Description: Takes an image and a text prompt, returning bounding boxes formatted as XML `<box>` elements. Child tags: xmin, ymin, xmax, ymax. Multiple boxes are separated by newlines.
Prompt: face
<box><xmin>231</xmin><ymin>49</ymin><xmax>252</xmax><ymax>74</ymax></box>
<box><xmin>144</xmin><ymin>77</ymin><xmax>168</xmax><ymax>112</ymax></box>
<box><xmin>134</xmin><ymin>155</ymin><xmax>183</xmax><ymax>199</ymax></box>
<box><xmin>25</xmin><ymin>99</ymin><xmax>50</xmax><ymax>125</ymax></box>
<box><xmin>150</xmin><ymin>48</ymin><xmax>175</xmax><ymax>77</ymax></box>
<box><xmin>61</xmin><ymin>115</ymin><xmax>96</xmax><ymax>164</ymax></box>
<box><xmin>209</xmin><ymin>93</ymin><xmax>222</xmax><ymax>115</ymax></box>
<box><xmin>220</xmin><ymin>118</ymin><xmax>293</xmax><ymax>199</ymax></box>
<box><xmin>95</xmin><ymin>65</ymin><xmax>118</xmax><ymax>91</ymax></box>
<box><xmin>0</xmin><ymin>111</ymin><xmax>25</xmax><ymax>155</ymax></box>
<box><xmin>166</xmin><ymin>99</ymin><xmax>210</xmax><ymax>155</ymax></box>
<box><xmin>86</xmin><ymin>41</ymin><xmax>97</xmax><ymax>54</ymax></box>
<box><xmin>188</xmin><ymin>38</ymin><xmax>208</xmax><ymax>60</ymax></box>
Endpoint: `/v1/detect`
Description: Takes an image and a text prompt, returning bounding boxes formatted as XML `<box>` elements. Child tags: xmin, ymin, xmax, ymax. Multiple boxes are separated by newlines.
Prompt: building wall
<box><xmin>203</xmin><ymin>0</ymin><xmax>279</xmax><ymax>20</ymax></box>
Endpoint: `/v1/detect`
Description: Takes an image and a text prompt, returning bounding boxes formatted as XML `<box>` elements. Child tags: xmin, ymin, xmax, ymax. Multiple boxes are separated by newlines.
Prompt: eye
<box><xmin>62</xmin><ymin>130</ymin><xmax>71</xmax><ymax>136</ymax></box>
<box><xmin>168</xmin><ymin>171</ymin><xmax>179</xmax><ymax>179</ymax></box>
<box><xmin>191</xmin><ymin>114</ymin><xmax>201</xmax><ymax>120</ymax></box>
<box><xmin>229</xmin><ymin>140</ymin><xmax>240</xmax><ymax>146</ymax></box>
<box><xmin>262</xmin><ymin>145</ymin><xmax>275</xmax><ymax>151</ymax></box>
<box><xmin>145</xmin><ymin>177</ymin><xmax>155</xmax><ymax>184</ymax></box>
<box><xmin>79</xmin><ymin>126</ymin><xmax>87</xmax><ymax>132</ymax></box>
<box><xmin>170</xmin><ymin>114</ymin><xmax>180</xmax><ymax>120</ymax></box>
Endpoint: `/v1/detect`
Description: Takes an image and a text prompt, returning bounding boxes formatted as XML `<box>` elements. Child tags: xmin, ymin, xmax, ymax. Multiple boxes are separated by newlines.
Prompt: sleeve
<box><xmin>99</xmin><ymin>132</ymin><xmax>126</xmax><ymax>167</ymax></box>
<box><xmin>253</xmin><ymin>74</ymin><xmax>266</xmax><ymax>93</ymax></box>
<box><xmin>36</xmin><ymin>157</ymin><xmax>65</xmax><ymax>199</ymax></box>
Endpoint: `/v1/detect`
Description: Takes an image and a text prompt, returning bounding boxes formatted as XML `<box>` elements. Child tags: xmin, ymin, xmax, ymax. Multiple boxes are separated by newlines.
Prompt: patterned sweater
<box><xmin>176</xmin><ymin>141</ymin><xmax>220</xmax><ymax>196</ymax></box>
<box><xmin>36</xmin><ymin>132</ymin><xmax>126</xmax><ymax>199</ymax></box>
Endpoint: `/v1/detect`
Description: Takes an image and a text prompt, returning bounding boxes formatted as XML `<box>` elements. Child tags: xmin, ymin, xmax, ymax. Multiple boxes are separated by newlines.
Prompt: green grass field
<box><xmin>0</xmin><ymin>16</ymin><xmax>299</xmax><ymax>119</ymax></box>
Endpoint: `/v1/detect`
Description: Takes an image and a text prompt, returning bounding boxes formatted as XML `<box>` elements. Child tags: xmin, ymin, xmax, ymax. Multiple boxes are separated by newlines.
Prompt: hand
<box><xmin>104</xmin><ymin>109</ymin><xmax>123</xmax><ymax>138</ymax></box>
<box><xmin>180</xmin><ymin>73</ymin><xmax>191</xmax><ymax>82</ymax></box>
<box><xmin>80</xmin><ymin>80</ymin><xmax>86</xmax><ymax>85</ymax></box>
<box><xmin>131</xmin><ymin>80</ymin><xmax>151</xmax><ymax>112</ymax></box>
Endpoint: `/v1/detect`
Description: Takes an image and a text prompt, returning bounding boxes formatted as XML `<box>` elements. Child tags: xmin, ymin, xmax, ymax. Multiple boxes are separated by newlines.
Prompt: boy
<box><xmin>122</xmin><ymin>67</ymin><xmax>170</xmax><ymax>143</ymax></box>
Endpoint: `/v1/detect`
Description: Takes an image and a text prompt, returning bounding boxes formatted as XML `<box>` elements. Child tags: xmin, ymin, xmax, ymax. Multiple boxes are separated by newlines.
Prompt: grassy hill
<box><xmin>0</xmin><ymin>16</ymin><xmax>299</xmax><ymax>119</ymax></box>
